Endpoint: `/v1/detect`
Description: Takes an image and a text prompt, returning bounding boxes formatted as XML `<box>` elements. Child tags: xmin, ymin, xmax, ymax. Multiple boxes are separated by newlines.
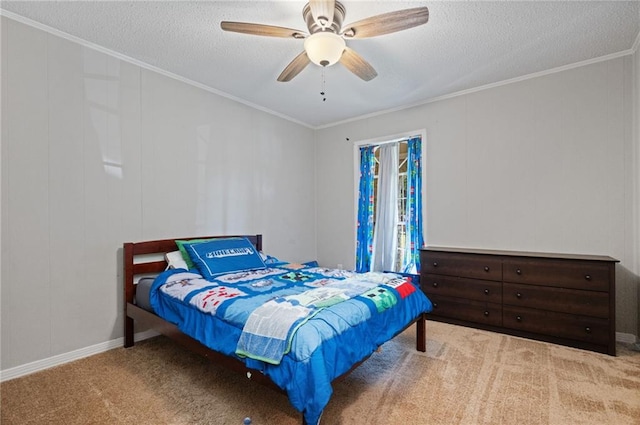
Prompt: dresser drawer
<box><xmin>502</xmin><ymin>258</ymin><xmax>610</xmax><ymax>291</ymax></box>
<box><xmin>428</xmin><ymin>295</ymin><xmax>502</xmax><ymax>326</ymax></box>
<box><xmin>421</xmin><ymin>251</ymin><xmax>502</xmax><ymax>281</ymax></box>
<box><xmin>503</xmin><ymin>282</ymin><xmax>609</xmax><ymax>318</ymax></box>
<box><xmin>503</xmin><ymin>305</ymin><xmax>609</xmax><ymax>345</ymax></box>
<box><xmin>422</xmin><ymin>274</ymin><xmax>502</xmax><ymax>303</ymax></box>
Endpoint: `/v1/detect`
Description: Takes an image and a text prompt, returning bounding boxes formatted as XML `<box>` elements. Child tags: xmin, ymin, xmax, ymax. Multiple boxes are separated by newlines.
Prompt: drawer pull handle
<box><xmin>432</xmin><ymin>282</ymin><xmax>438</xmax><ymax>288</ymax></box>
<box><xmin>516</xmin><ymin>316</ymin><xmax>522</xmax><ymax>322</ymax></box>
<box><xmin>516</xmin><ymin>292</ymin><xmax>522</xmax><ymax>299</ymax></box>
<box><xmin>585</xmin><ymin>327</ymin><xmax>591</xmax><ymax>334</ymax></box>
<box><xmin>484</xmin><ymin>311</ymin><xmax>489</xmax><ymax>316</ymax></box>
<box><xmin>433</xmin><ymin>262</ymin><xmax>438</xmax><ymax>267</ymax></box>
<box><xmin>433</xmin><ymin>302</ymin><xmax>438</xmax><ymax>309</ymax></box>
<box><xmin>516</xmin><ymin>269</ymin><xmax>522</xmax><ymax>275</ymax></box>
<box><xmin>484</xmin><ymin>266</ymin><xmax>490</xmax><ymax>272</ymax></box>
<box><xmin>484</xmin><ymin>289</ymin><xmax>490</xmax><ymax>295</ymax></box>
<box><xmin>585</xmin><ymin>274</ymin><xmax>592</xmax><ymax>281</ymax></box>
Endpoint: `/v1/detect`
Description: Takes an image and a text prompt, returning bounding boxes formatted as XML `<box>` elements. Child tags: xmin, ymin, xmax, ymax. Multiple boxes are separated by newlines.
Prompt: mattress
<box><xmin>135</xmin><ymin>277</ymin><xmax>155</xmax><ymax>312</ymax></box>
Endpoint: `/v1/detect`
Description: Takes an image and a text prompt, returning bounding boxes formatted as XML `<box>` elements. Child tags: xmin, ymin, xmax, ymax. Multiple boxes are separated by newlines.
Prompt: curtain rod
<box><xmin>358</xmin><ymin>135</ymin><xmax>420</xmax><ymax>149</ymax></box>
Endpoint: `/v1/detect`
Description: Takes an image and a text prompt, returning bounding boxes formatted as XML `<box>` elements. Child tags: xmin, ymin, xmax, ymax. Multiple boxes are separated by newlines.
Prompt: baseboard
<box><xmin>2</xmin><ymin>329</ymin><xmax>637</xmax><ymax>382</ymax></box>
<box><xmin>616</xmin><ymin>332</ymin><xmax>638</xmax><ymax>344</ymax></box>
<box><xmin>0</xmin><ymin>329</ymin><xmax>159</xmax><ymax>382</ymax></box>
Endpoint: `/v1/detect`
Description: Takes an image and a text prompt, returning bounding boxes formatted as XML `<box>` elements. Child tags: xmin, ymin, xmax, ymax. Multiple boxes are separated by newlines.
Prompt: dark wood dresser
<box><xmin>420</xmin><ymin>247</ymin><xmax>618</xmax><ymax>355</ymax></box>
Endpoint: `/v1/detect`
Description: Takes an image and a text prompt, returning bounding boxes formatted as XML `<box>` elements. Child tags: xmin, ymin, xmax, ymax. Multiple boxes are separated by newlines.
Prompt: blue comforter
<box><xmin>149</xmin><ymin>263</ymin><xmax>432</xmax><ymax>425</ymax></box>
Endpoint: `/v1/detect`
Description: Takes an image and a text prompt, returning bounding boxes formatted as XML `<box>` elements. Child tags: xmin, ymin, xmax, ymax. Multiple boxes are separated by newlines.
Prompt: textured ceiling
<box><xmin>2</xmin><ymin>1</ymin><xmax>639</xmax><ymax>128</ymax></box>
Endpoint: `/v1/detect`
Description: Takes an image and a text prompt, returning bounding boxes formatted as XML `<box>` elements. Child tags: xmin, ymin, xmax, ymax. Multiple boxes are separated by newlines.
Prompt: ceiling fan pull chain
<box><xmin>320</xmin><ymin>68</ymin><xmax>327</xmax><ymax>102</ymax></box>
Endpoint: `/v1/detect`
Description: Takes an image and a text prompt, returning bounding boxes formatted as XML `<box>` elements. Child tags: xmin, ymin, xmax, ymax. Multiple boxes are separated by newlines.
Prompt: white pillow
<box><xmin>165</xmin><ymin>250</ymin><xmax>189</xmax><ymax>270</ymax></box>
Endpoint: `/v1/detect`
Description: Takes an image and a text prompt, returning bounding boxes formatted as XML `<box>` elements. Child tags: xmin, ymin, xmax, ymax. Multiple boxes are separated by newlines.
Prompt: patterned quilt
<box><xmin>149</xmin><ymin>262</ymin><xmax>432</xmax><ymax>425</ymax></box>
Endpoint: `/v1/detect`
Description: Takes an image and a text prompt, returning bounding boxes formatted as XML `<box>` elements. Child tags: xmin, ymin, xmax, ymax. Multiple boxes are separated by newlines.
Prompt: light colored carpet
<box><xmin>2</xmin><ymin>321</ymin><xmax>639</xmax><ymax>425</ymax></box>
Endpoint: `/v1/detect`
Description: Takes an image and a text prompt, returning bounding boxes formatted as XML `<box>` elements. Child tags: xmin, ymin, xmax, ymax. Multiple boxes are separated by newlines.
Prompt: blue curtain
<box><xmin>403</xmin><ymin>137</ymin><xmax>424</xmax><ymax>273</ymax></box>
<box><xmin>355</xmin><ymin>145</ymin><xmax>376</xmax><ymax>272</ymax></box>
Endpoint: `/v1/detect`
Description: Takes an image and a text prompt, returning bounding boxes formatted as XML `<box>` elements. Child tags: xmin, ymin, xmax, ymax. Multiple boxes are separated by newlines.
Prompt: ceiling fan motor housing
<box><xmin>303</xmin><ymin>1</ymin><xmax>346</xmax><ymax>34</ymax></box>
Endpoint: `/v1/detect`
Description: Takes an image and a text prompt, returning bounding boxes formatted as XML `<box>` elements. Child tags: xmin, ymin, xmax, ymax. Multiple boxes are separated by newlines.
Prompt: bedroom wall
<box><xmin>314</xmin><ymin>56</ymin><xmax>639</xmax><ymax>338</ymax></box>
<box><xmin>0</xmin><ymin>17</ymin><xmax>316</xmax><ymax>372</ymax></box>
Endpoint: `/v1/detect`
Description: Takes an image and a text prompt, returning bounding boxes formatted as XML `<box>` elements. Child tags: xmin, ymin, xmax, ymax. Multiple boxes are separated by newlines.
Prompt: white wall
<box><xmin>0</xmin><ymin>17</ymin><xmax>316</xmax><ymax>371</ymax></box>
<box><xmin>315</xmin><ymin>57</ymin><xmax>638</xmax><ymax>337</ymax></box>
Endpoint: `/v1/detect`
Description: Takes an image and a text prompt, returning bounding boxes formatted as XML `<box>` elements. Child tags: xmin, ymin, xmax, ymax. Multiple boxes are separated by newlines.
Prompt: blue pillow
<box><xmin>185</xmin><ymin>237</ymin><xmax>266</xmax><ymax>280</ymax></box>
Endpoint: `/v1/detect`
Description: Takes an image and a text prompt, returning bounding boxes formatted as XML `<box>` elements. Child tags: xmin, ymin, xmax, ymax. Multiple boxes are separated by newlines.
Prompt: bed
<box><xmin>123</xmin><ymin>234</ymin><xmax>432</xmax><ymax>425</ymax></box>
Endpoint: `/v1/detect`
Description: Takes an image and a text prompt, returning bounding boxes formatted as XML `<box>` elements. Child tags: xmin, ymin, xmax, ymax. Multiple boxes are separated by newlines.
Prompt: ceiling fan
<box><xmin>220</xmin><ymin>0</ymin><xmax>429</xmax><ymax>82</ymax></box>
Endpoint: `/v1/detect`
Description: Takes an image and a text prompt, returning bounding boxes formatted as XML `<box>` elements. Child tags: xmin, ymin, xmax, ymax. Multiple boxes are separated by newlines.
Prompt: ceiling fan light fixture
<box><xmin>221</xmin><ymin>3</ymin><xmax>429</xmax><ymax>82</ymax></box>
<box><xmin>304</xmin><ymin>31</ymin><xmax>345</xmax><ymax>67</ymax></box>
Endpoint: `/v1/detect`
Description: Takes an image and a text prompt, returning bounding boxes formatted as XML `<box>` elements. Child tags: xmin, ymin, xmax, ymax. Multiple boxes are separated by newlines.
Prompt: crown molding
<box><xmin>0</xmin><ymin>10</ymin><xmax>314</xmax><ymax>129</ymax></box>
<box><xmin>2</xmin><ymin>9</ymin><xmax>637</xmax><ymax>132</ymax></box>
<box><xmin>318</xmin><ymin>48</ymin><xmax>637</xmax><ymax>130</ymax></box>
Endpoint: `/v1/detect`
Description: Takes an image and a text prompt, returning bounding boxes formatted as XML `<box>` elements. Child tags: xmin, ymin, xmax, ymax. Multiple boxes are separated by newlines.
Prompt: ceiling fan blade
<box><xmin>309</xmin><ymin>0</ymin><xmax>335</xmax><ymax>28</ymax></box>
<box><xmin>340</xmin><ymin>47</ymin><xmax>377</xmax><ymax>81</ymax></box>
<box><xmin>277</xmin><ymin>51</ymin><xmax>311</xmax><ymax>82</ymax></box>
<box><xmin>341</xmin><ymin>7</ymin><xmax>429</xmax><ymax>39</ymax></box>
<box><xmin>221</xmin><ymin>21</ymin><xmax>306</xmax><ymax>39</ymax></box>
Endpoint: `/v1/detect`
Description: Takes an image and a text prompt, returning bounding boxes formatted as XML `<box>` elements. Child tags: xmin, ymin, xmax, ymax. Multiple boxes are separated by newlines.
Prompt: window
<box><xmin>355</xmin><ymin>134</ymin><xmax>424</xmax><ymax>274</ymax></box>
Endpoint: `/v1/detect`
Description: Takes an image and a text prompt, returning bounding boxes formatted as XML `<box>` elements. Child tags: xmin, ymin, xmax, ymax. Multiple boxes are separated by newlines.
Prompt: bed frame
<box><xmin>123</xmin><ymin>234</ymin><xmax>427</xmax><ymax>424</ymax></box>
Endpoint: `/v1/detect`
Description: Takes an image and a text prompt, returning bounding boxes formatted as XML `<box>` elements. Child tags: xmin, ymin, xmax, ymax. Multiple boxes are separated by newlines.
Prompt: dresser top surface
<box><xmin>422</xmin><ymin>246</ymin><xmax>618</xmax><ymax>263</ymax></box>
